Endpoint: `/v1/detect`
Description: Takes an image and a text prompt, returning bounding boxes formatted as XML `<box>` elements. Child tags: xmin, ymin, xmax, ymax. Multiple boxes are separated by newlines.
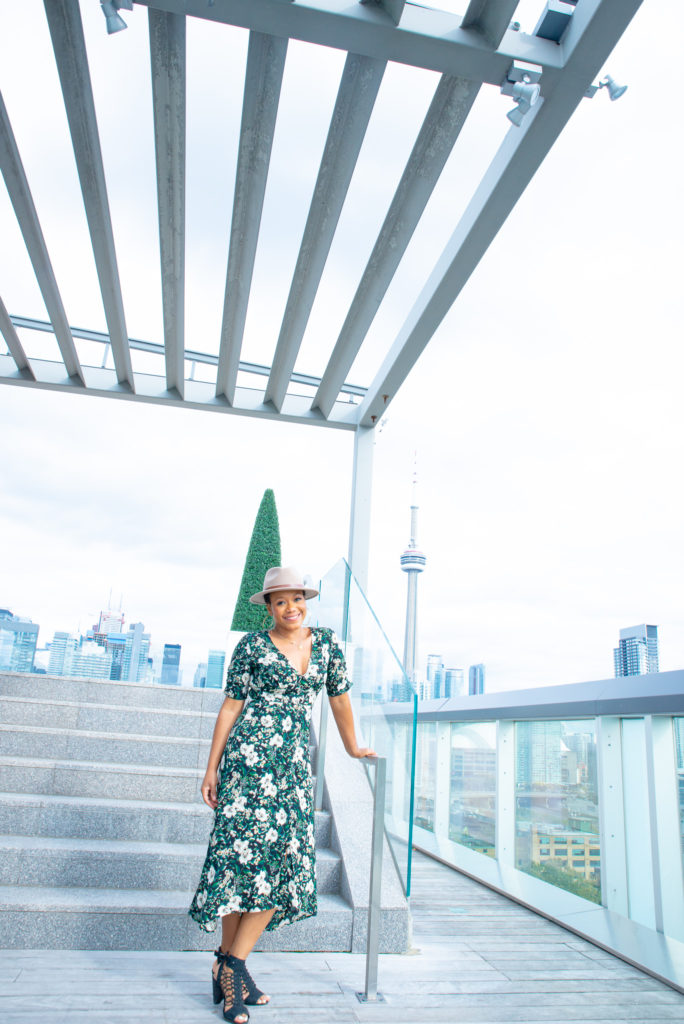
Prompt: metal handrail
<box><xmin>359</xmin><ymin>754</ymin><xmax>386</xmax><ymax>1003</ymax></box>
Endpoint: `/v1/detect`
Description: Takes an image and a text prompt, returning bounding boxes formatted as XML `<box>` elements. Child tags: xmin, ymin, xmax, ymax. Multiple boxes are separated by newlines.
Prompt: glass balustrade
<box><xmin>449</xmin><ymin>721</ymin><xmax>496</xmax><ymax>856</ymax></box>
<box><xmin>313</xmin><ymin>558</ymin><xmax>417</xmax><ymax>896</ymax></box>
<box><xmin>515</xmin><ymin>719</ymin><xmax>600</xmax><ymax>903</ymax></box>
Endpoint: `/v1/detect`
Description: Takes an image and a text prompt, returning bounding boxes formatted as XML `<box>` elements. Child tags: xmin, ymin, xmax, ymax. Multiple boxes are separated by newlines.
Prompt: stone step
<box><xmin>0</xmin><ymin>671</ymin><xmax>224</xmax><ymax>712</ymax></box>
<box><xmin>0</xmin><ymin>835</ymin><xmax>342</xmax><ymax>894</ymax></box>
<box><xmin>0</xmin><ymin>791</ymin><xmax>333</xmax><ymax>847</ymax></box>
<box><xmin>0</xmin><ymin>755</ymin><xmax>319</xmax><ymax>804</ymax></box>
<box><xmin>0</xmin><ymin>723</ymin><xmax>213</xmax><ymax>770</ymax></box>
<box><xmin>0</xmin><ymin>885</ymin><xmax>353</xmax><ymax>951</ymax></box>
<box><xmin>0</xmin><ymin>694</ymin><xmax>218</xmax><ymax>739</ymax></box>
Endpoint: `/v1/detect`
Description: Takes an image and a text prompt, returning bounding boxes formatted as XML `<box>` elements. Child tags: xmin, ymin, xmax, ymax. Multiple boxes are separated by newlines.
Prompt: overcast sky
<box><xmin>1</xmin><ymin>1</ymin><xmax>683</xmax><ymax>691</ymax></box>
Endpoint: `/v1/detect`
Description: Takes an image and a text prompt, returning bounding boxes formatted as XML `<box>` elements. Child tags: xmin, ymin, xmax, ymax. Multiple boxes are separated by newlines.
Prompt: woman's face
<box><xmin>268</xmin><ymin>589</ymin><xmax>307</xmax><ymax>631</ymax></box>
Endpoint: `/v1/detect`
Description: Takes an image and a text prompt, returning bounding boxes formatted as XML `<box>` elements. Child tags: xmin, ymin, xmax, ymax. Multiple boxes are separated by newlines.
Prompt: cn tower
<box><xmin>400</xmin><ymin>467</ymin><xmax>426</xmax><ymax>684</ymax></box>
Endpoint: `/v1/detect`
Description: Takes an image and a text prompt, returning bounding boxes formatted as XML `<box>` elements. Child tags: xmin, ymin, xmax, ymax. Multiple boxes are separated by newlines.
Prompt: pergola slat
<box><xmin>0</xmin><ymin>91</ymin><xmax>84</xmax><ymax>383</ymax></box>
<box><xmin>134</xmin><ymin>0</ymin><xmax>563</xmax><ymax>85</ymax></box>
<box><xmin>44</xmin><ymin>0</ymin><xmax>134</xmax><ymax>392</ymax></box>
<box><xmin>265</xmin><ymin>52</ymin><xmax>386</xmax><ymax>412</ymax></box>
<box><xmin>215</xmin><ymin>31</ymin><xmax>288</xmax><ymax>404</ymax></box>
<box><xmin>461</xmin><ymin>0</ymin><xmax>521</xmax><ymax>48</ymax></box>
<box><xmin>149</xmin><ymin>8</ymin><xmax>186</xmax><ymax>398</ymax></box>
<box><xmin>357</xmin><ymin>0</ymin><xmax>644</xmax><ymax>428</ymax></box>
<box><xmin>314</xmin><ymin>73</ymin><xmax>479</xmax><ymax>418</ymax></box>
<box><xmin>0</xmin><ymin>296</ymin><xmax>34</xmax><ymax>378</ymax></box>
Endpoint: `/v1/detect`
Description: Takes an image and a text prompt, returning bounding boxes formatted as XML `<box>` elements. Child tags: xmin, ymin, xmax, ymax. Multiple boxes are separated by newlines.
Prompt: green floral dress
<box><xmin>188</xmin><ymin>626</ymin><xmax>351</xmax><ymax>932</ymax></box>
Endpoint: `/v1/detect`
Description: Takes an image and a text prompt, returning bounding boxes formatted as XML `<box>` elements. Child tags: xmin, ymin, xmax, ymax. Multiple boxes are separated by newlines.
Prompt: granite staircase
<box><xmin>0</xmin><ymin>671</ymin><xmax>358</xmax><ymax>951</ymax></box>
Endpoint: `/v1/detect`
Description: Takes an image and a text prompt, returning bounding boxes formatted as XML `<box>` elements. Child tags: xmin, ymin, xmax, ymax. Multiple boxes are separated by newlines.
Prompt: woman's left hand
<box><xmin>347</xmin><ymin>746</ymin><xmax>378</xmax><ymax>759</ymax></box>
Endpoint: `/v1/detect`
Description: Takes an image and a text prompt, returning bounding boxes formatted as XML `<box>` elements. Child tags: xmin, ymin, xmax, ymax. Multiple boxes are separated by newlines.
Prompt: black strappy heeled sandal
<box><xmin>212</xmin><ymin>950</ymin><xmax>250</xmax><ymax>1023</ymax></box>
<box><xmin>213</xmin><ymin>949</ymin><xmax>269</xmax><ymax>1007</ymax></box>
<box><xmin>240</xmin><ymin>959</ymin><xmax>270</xmax><ymax>1006</ymax></box>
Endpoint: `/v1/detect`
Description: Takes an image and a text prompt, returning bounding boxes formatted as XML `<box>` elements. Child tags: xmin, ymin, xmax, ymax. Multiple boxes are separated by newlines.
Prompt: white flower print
<box><xmin>287</xmin><ymin>836</ymin><xmax>300</xmax><ymax>855</ymax></box>
<box><xmin>282</xmin><ymin>716</ymin><xmax>292</xmax><ymax>732</ymax></box>
<box><xmin>275</xmin><ymin>808</ymin><xmax>287</xmax><ymax>826</ymax></box>
<box><xmin>241</xmin><ymin>671</ymin><xmax>251</xmax><ymax>685</ymax></box>
<box><xmin>196</xmin><ymin>890</ymin><xmax>206</xmax><ymax>908</ymax></box>
<box><xmin>255</xmin><ymin>871</ymin><xmax>272</xmax><ymax>896</ymax></box>
<box><xmin>269</xmin><ymin>733</ymin><xmax>283</xmax><ymax>748</ymax></box>
<box><xmin>265</xmin><ymin>828</ymin><xmax>278</xmax><ymax>843</ymax></box>
<box><xmin>207</xmin><ymin>866</ymin><xmax>215</xmax><ymax>884</ymax></box>
<box><xmin>239</xmin><ymin>742</ymin><xmax>258</xmax><ymax>766</ymax></box>
<box><xmin>233</xmin><ymin>838</ymin><xmax>253</xmax><ymax>865</ymax></box>
<box><xmin>292</xmin><ymin>745</ymin><xmax>304</xmax><ymax>763</ymax></box>
<box><xmin>302</xmin><ymin>855</ymin><xmax>311</xmax><ymax>871</ymax></box>
<box><xmin>255</xmin><ymin>808</ymin><xmax>268</xmax><ymax>823</ymax></box>
<box><xmin>260</xmin><ymin>714</ymin><xmax>274</xmax><ymax>728</ymax></box>
<box><xmin>305</xmin><ymin>880</ymin><xmax>314</xmax><ymax>894</ymax></box>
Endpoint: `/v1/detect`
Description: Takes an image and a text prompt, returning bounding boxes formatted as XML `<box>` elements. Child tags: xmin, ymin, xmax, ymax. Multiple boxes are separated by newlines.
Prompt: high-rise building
<box><xmin>206</xmin><ymin>650</ymin><xmax>226</xmax><ymax>689</ymax></box>
<box><xmin>400</xmin><ymin>469</ymin><xmax>426</xmax><ymax>688</ymax></box>
<box><xmin>160</xmin><ymin>643</ymin><xmax>181</xmax><ymax>685</ymax></box>
<box><xmin>121</xmin><ymin>623</ymin><xmax>151</xmax><ymax>682</ymax></box>
<box><xmin>194</xmin><ymin>662</ymin><xmax>208</xmax><ymax>688</ymax></box>
<box><xmin>469</xmin><ymin>664</ymin><xmax>486</xmax><ymax>695</ymax></box>
<box><xmin>613</xmin><ymin>624</ymin><xmax>659</xmax><ymax>677</ymax></box>
<box><xmin>445</xmin><ymin>668</ymin><xmax>464</xmax><ymax>698</ymax></box>
<box><xmin>426</xmin><ymin>654</ymin><xmax>443</xmax><ymax>699</ymax></box>
<box><xmin>0</xmin><ymin>610</ymin><xmax>39</xmax><ymax>673</ymax></box>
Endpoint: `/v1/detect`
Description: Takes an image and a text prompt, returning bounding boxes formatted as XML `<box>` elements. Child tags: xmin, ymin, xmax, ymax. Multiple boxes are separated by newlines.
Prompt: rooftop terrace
<box><xmin>3</xmin><ymin>851</ymin><xmax>684</xmax><ymax>1023</ymax></box>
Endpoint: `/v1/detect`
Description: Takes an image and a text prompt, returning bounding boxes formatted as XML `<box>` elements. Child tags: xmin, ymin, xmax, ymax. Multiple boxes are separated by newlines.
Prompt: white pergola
<box><xmin>0</xmin><ymin>0</ymin><xmax>642</xmax><ymax>585</ymax></box>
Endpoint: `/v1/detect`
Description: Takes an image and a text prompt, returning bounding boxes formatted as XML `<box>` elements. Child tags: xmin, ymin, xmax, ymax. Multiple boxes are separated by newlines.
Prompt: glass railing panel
<box><xmin>515</xmin><ymin>719</ymin><xmax>601</xmax><ymax>904</ymax></box>
<box><xmin>620</xmin><ymin>717</ymin><xmax>655</xmax><ymax>928</ymax></box>
<box><xmin>677</xmin><ymin>718</ymin><xmax>684</xmax><ymax>875</ymax></box>
<box><xmin>313</xmin><ymin>558</ymin><xmax>417</xmax><ymax>896</ymax></box>
<box><xmin>449</xmin><ymin>721</ymin><xmax>496</xmax><ymax>857</ymax></box>
<box><xmin>414</xmin><ymin>722</ymin><xmax>436</xmax><ymax>832</ymax></box>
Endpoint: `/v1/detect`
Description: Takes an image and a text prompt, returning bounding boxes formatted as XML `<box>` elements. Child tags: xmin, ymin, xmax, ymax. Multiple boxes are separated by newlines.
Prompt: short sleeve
<box><xmin>223</xmin><ymin>634</ymin><xmax>253</xmax><ymax>699</ymax></box>
<box><xmin>325</xmin><ymin>629</ymin><xmax>352</xmax><ymax>697</ymax></box>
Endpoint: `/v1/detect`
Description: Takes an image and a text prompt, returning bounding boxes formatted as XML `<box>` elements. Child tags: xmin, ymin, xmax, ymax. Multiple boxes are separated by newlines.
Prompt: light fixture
<box><xmin>599</xmin><ymin>75</ymin><xmax>628</xmax><ymax>101</ymax></box>
<box><xmin>100</xmin><ymin>1</ymin><xmax>128</xmax><ymax>34</ymax></box>
<box><xmin>584</xmin><ymin>74</ymin><xmax>628</xmax><ymax>101</ymax></box>
<box><xmin>501</xmin><ymin>61</ymin><xmax>542</xmax><ymax>128</ymax></box>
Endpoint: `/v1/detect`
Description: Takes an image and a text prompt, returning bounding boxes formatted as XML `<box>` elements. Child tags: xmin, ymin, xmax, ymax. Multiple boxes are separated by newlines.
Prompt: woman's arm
<box><xmin>200</xmin><ymin>696</ymin><xmax>245</xmax><ymax>809</ymax></box>
<box><xmin>328</xmin><ymin>692</ymin><xmax>377</xmax><ymax>759</ymax></box>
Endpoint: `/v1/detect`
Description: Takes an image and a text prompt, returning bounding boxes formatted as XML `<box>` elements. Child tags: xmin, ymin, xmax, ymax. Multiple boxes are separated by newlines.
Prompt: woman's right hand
<box><xmin>201</xmin><ymin>768</ymin><xmax>219</xmax><ymax>809</ymax></box>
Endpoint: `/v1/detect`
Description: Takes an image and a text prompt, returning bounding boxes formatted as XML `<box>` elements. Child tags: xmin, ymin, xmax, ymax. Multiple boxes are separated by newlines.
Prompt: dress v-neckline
<box><xmin>264</xmin><ymin>628</ymin><xmax>315</xmax><ymax>679</ymax></box>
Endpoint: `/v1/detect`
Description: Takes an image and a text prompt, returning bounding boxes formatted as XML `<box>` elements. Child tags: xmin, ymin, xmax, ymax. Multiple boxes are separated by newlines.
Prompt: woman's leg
<box><xmin>220</xmin><ymin>911</ymin><xmax>242</xmax><ymax>952</ymax></box>
<box><xmin>230</xmin><ymin>908</ymin><xmax>276</xmax><ymax>1005</ymax></box>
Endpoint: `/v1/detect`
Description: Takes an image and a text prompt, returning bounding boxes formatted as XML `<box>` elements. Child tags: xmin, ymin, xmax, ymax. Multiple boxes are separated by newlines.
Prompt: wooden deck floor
<box><xmin>3</xmin><ymin>850</ymin><xmax>684</xmax><ymax>1023</ymax></box>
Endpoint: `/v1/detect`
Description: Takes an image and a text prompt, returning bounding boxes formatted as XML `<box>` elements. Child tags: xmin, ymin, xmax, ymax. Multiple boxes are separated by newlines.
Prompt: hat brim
<box><xmin>249</xmin><ymin>585</ymin><xmax>319</xmax><ymax>606</ymax></box>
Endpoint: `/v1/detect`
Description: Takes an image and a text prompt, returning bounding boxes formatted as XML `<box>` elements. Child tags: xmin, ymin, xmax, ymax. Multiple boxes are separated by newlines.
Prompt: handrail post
<box><xmin>359</xmin><ymin>754</ymin><xmax>386</xmax><ymax>1003</ymax></box>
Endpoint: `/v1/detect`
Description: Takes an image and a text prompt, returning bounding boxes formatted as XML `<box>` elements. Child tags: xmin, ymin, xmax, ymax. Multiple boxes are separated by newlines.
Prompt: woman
<box><xmin>188</xmin><ymin>566</ymin><xmax>375</xmax><ymax>1023</ymax></box>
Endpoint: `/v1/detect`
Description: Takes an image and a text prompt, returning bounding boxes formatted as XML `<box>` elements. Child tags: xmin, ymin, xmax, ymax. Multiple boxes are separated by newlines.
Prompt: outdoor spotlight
<box><xmin>506</xmin><ymin>78</ymin><xmax>541</xmax><ymax>126</ymax></box>
<box><xmin>100</xmin><ymin>1</ymin><xmax>127</xmax><ymax>33</ymax></box>
<box><xmin>501</xmin><ymin>60</ymin><xmax>542</xmax><ymax>128</ymax></box>
<box><xmin>600</xmin><ymin>75</ymin><xmax>627</xmax><ymax>101</ymax></box>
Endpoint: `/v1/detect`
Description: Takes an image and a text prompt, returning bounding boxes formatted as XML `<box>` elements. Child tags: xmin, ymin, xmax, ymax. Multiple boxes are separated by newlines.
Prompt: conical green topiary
<box><xmin>231</xmin><ymin>489</ymin><xmax>282</xmax><ymax>631</ymax></box>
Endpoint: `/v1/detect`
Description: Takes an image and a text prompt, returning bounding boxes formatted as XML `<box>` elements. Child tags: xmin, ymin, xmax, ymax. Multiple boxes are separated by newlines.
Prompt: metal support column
<box><xmin>347</xmin><ymin>424</ymin><xmax>375</xmax><ymax>594</ymax></box>
<box><xmin>495</xmin><ymin>720</ymin><xmax>515</xmax><ymax>867</ymax></box>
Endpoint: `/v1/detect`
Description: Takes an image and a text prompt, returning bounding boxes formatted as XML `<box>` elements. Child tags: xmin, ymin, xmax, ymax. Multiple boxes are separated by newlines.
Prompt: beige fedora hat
<box><xmin>249</xmin><ymin>566</ymin><xmax>319</xmax><ymax>605</ymax></box>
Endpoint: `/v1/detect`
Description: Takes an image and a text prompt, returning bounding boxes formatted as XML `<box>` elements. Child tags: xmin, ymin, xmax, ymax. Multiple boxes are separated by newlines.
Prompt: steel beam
<box><xmin>461</xmin><ymin>0</ymin><xmax>521</xmax><ymax>48</ymax></box>
<box><xmin>265</xmin><ymin>53</ymin><xmax>386</xmax><ymax>411</ymax></box>
<box><xmin>135</xmin><ymin>0</ymin><xmax>563</xmax><ymax>85</ymax></box>
<box><xmin>215</xmin><ymin>32</ymin><xmax>287</xmax><ymax>404</ymax></box>
<box><xmin>44</xmin><ymin>0</ymin><xmax>134</xmax><ymax>392</ymax></box>
<box><xmin>0</xmin><ymin>92</ymin><xmax>83</xmax><ymax>383</ymax></box>
<box><xmin>0</xmin><ymin>296</ymin><xmax>34</xmax><ymax>378</ymax></box>
<box><xmin>315</xmin><ymin>73</ymin><xmax>478</xmax><ymax>417</ymax></box>
<box><xmin>0</xmin><ymin>353</ymin><xmax>358</xmax><ymax>430</ymax></box>
<box><xmin>8</xmin><ymin>314</ymin><xmax>367</xmax><ymax>397</ymax></box>
<box><xmin>149</xmin><ymin>8</ymin><xmax>186</xmax><ymax>397</ymax></box>
<box><xmin>357</xmin><ymin>0</ymin><xmax>644</xmax><ymax>427</ymax></box>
